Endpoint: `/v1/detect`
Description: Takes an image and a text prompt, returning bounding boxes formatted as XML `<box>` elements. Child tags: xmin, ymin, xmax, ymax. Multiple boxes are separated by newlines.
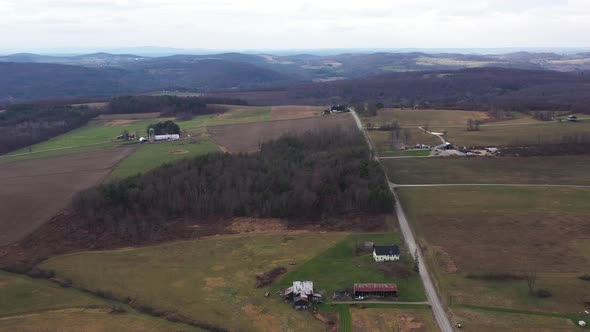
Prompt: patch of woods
<box><xmin>72</xmin><ymin>129</ymin><xmax>393</xmax><ymax>243</ymax></box>
<box><xmin>105</xmin><ymin>95</ymin><xmax>246</xmax><ymax>120</ymax></box>
<box><xmin>0</xmin><ymin>104</ymin><xmax>98</xmax><ymax>155</ymax></box>
<box><xmin>147</xmin><ymin>120</ymin><xmax>180</xmax><ymax>135</ymax></box>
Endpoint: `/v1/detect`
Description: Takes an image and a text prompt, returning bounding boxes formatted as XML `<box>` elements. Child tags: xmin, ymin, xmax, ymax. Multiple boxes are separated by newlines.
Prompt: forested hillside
<box><xmin>213</xmin><ymin>68</ymin><xmax>590</xmax><ymax>114</ymax></box>
<box><xmin>73</xmin><ymin>130</ymin><xmax>393</xmax><ymax>242</ymax></box>
<box><xmin>0</xmin><ymin>104</ymin><xmax>98</xmax><ymax>155</ymax></box>
<box><xmin>0</xmin><ymin>60</ymin><xmax>289</xmax><ymax>104</ymax></box>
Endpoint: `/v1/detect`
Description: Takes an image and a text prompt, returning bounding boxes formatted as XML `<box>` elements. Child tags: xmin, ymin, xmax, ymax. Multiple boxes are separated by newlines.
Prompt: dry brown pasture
<box><xmin>398</xmin><ymin>186</ymin><xmax>590</xmax><ymax>313</ymax></box>
<box><xmin>208</xmin><ymin>113</ymin><xmax>356</xmax><ymax>153</ymax></box>
<box><xmin>270</xmin><ymin>105</ymin><xmax>324</xmax><ymax>120</ymax></box>
<box><xmin>351</xmin><ymin>308</ymin><xmax>437</xmax><ymax>332</ymax></box>
<box><xmin>0</xmin><ymin>147</ymin><xmax>133</xmax><ymax>246</ymax></box>
<box><xmin>451</xmin><ymin>308</ymin><xmax>579</xmax><ymax>332</ymax></box>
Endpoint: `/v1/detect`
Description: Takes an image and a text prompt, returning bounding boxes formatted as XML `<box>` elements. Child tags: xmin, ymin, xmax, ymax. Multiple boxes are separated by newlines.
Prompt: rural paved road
<box><xmin>350</xmin><ymin>110</ymin><xmax>455</xmax><ymax>332</ymax></box>
<box><xmin>389</xmin><ymin>183</ymin><xmax>455</xmax><ymax>332</ymax></box>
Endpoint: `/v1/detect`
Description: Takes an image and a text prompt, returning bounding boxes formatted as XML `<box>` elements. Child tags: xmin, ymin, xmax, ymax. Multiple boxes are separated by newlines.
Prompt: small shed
<box><xmin>353</xmin><ymin>283</ymin><xmax>398</xmax><ymax>298</ymax></box>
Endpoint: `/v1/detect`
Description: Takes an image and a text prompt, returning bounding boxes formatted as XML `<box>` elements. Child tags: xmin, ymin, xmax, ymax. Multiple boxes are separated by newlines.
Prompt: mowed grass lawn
<box><xmin>397</xmin><ymin>186</ymin><xmax>590</xmax><ymax>314</ymax></box>
<box><xmin>362</xmin><ymin>108</ymin><xmax>489</xmax><ymax>127</ymax></box>
<box><xmin>433</xmin><ymin>118</ymin><xmax>590</xmax><ymax>147</ymax></box>
<box><xmin>39</xmin><ymin>233</ymin><xmax>348</xmax><ymax>332</ymax></box>
<box><xmin>0</xmin><ymin>271</ymin><xmax>203</xmax><ymax>331</ymax></box>
<box><xmin>274</xmin><ymin>233</ymin><xmax>426</xmax><ymax>303</ymax></box>
<box><xmin>384</xmin><ymin>155</ymin><xmax>590</xmax><ymax>185</ymax></box>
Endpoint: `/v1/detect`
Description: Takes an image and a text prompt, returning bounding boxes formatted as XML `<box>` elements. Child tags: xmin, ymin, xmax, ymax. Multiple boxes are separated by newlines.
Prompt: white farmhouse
<box><xmin>373</xmin><ymin>245</ymin><xmax>400</xmax><ymax>262</ymax></box>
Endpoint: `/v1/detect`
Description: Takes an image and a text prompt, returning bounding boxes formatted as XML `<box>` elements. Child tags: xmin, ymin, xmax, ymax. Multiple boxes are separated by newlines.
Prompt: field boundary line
<box><xmin>332</xmin><ymin>301</ymin><xmax>429</xmax><ymax>305</ymax></box>
<box><xmin>199</xmin><ymin>111</ymin><xmax>330</xmax><ymax>129</ymax></box>
<box><xmin>0</xmin><ymin>141</ymin><xmax>117</xmax><ymax>159</ymax></box>
<box><xmin>454</xmin><ymin>304</ymin><xmax>572</xmax><ymax>319</ymax></box>
<box><xmin>393</xmin><ymin>183</ymin><xmax>590</xmax><ymax>188</ymax></box>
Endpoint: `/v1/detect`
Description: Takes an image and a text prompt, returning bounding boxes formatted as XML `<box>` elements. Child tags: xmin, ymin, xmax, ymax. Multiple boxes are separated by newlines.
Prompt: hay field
<box><xmin>383</xmin><ymin>155</ymin><xmax>590</xmax><ymax>185</ymax></box>
<box><xmin>398</xmin><ymin>186</ymin><xmax>590</xmax><ymax>313</ymax></box>
<box><xmin>40</xmin><ymin>233</ymin><xmax>348</xmax><ymax>332</ymax></box>
<box><xmin>351</xmin><ymin>307</ymin><xmax>437</xmax><ymax>332</ymax></box>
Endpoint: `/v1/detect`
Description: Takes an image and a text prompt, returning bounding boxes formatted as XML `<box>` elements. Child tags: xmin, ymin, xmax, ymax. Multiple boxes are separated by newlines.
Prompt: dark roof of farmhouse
<box><xmin>373</xmin><ymin>245</ymin><xmax>400</xmax><ymax>256</ymax></box>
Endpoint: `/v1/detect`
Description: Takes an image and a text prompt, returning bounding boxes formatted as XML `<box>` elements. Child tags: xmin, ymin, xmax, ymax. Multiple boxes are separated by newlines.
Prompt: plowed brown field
<box><xmin>0</xmin><ymin>147</ymin><xmax>133</xmax><ymax>245</ymax></box>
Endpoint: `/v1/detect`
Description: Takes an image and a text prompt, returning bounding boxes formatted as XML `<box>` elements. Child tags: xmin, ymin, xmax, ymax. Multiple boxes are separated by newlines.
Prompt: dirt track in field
<box><xmin>270</xmin><ymin>105</ymin><xmax>323</xmax><ymax>121</ymax></box>
<box><xmin>0</xmin><ymin>147</ymin><xmax>133</xmax><ymax>246</ymax></box>
<box><xmin>208</xmin><ymin>113</ymin><xmax>356</xmax><ymax>153</ymax></box>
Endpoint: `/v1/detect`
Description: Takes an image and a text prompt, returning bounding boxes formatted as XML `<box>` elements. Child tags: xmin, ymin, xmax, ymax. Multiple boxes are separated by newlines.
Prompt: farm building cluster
<box><xmin>283</xmin><ymin>281</ymin><xmax>323</xmax><ymax>309</ymax></box>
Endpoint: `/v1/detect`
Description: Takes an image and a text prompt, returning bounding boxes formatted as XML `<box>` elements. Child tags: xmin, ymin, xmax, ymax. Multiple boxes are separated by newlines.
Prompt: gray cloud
<box><xmin>1</xmin><ymin>0</ymin><xmax>589</xmax><ymax>51</ymax></box>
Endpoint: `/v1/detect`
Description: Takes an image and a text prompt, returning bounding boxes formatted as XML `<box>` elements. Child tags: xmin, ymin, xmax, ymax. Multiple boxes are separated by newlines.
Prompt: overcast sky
<box><xmin>1</xmin><ymin>0</ymin><xmax>589</xmax><ymax>52</ymax></box>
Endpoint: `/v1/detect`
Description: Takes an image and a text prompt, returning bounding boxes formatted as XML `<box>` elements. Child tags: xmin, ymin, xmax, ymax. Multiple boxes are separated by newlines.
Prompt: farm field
<box><xmin>0</xmin><ymin>310</ymin><xmax>207</xmax><ymax>332</ymax></box>
<box><xmin>209</xmin><ymin>113</ymin><xmax>356</xmax><ymax>153</ymax></box>
<box><xmin>0</xmin><ymin>147</ymin><xmax>133</xmax><ymax>246</ymax></box>
<box><xmin>451</xmin><ymin>307</ymin><xmax>580</xmax><ymax>332</ymax></box>
<box><xmin>109</xmin><ymin>135</ymin><xmax>219</xmax><ymax>179</ymax></box>
<box><xmin>368</xmin><ymin>129</ymin><xmax>440</xmax><ymax>154</ymax></box>
<box><xmin>0</xmin><ymin>272</ymin><xmax>205</xmax><ymax>332</ymax></box>
<box><xmin>433</xmin><ymin>119</ymin><xmax>590</xmax><ymax>146</ymax></box>
<box><xmin>270</xmin><ymin>105</ymin><xmax>323</xmax><ymax>120</ymax></box>
<box><xmin>351</xmin><ymin>307</ymin><xmax>437</xmax><ymax>332</ymax></box>
<box><xmin>39</xmin><ymin>233</ymin><xmax>348</xmax><ymax>332</ymax></box>
<box><xmin>0</xmin><ymin>271</ymin><xmax>107</xmax><ymax>316</ymax></box>
<box><xmin>176</xmin><ymin>106</ymin><xmax>272</xmax><ymax>132</ymax></box>
<box><xmin>274</xmin><ymin>232</ymin><xmax>426</xmax><ymax>303</ymax></box>
<box><xmin>397</xmin><ymin>186</ymin><xmax>590</xmax><ymax>314</ymax></box>
<box><xmin>362</xmin><ymin>108</ymin><xmax>489</xmax><ymax>127</ymax></box>
<box><xmin>383</xmin><ymin>155</ymin><xmax>590</xmax><ymax>185</ymax></box>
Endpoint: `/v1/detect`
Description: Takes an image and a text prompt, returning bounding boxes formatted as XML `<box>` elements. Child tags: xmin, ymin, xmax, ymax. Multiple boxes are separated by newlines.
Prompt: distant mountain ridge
<box><xmin>3</xmin><ymin>50</ymin><xmax>590</xmax><ymax>104</ymax></box>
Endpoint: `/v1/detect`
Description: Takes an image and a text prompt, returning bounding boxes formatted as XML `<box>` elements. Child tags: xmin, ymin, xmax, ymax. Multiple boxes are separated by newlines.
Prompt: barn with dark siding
<box><xmin>353</xmin><ymin>283</ymin><xmax>398</xmax><ymax>298</ymax></box>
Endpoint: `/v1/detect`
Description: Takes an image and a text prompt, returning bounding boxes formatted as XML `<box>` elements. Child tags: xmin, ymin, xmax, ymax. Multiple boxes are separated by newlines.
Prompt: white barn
<box><xmin>373</xmin><ymin>245</ymin><xmax>400</xmax><ymax>262</ymax></box>
<box><xmin>154</xmin><ymin>134</ymin><xmax>180</xmax><ymax>141</ymax></box>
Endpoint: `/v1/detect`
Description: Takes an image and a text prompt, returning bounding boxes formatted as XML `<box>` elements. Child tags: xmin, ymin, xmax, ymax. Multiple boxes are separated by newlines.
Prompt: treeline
<box><xmin>73</xmin><ymin>130</ymin><xmax>394</xmax><ymax>242</ymax></box>
<box><xmin>0</xmin><ymin>104</ymin><xmax>98</xmax><ymax>155</ymax></box>
<box><xmin>106</xmin><ymin>95</ymin><xmax>247</xmax><ymax>120</ymax></box>
<box><xmin>213</xmin><ymin>67</ymin><xmax>590</xmax><ymax>114</ymax></box>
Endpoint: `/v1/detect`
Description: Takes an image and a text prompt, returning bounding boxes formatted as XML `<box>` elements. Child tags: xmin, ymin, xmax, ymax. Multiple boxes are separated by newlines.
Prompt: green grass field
<box><xmin>0</xmin><ymin>309</ymin><xmax>207</xmax><ymax>332</ymax></box>
<box><xmin>397</xmin><ymin>186</ymin><xmax>590</xmax><ymax>314</ymax></box>
<box><xmin>274</xmin><ymin>233</ymin><xmax>426</xmax><ymax>303</ymax></box>
<box><xmin>383</xmin><ymin>155</ymin><xmax>590</xmax><ymax>185</ymax></box>
<box><xmin>0</xmin><ymin>270</ymin><xmax>206</xmax><ymax>331</ymax></box>
<box><xmin>39</xmin><ymin>233</ymin><xmax>348</xmax><ymax>332</ymax></box>
<box><xmin>108</xmin><ymin>136</ymin><xmax>220</xmax><ymax>179</ymax></box>
<box><xmin>0</xmin><ymin>271</ymin><xmax>108</xmax><ymax>316</ymax></box>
